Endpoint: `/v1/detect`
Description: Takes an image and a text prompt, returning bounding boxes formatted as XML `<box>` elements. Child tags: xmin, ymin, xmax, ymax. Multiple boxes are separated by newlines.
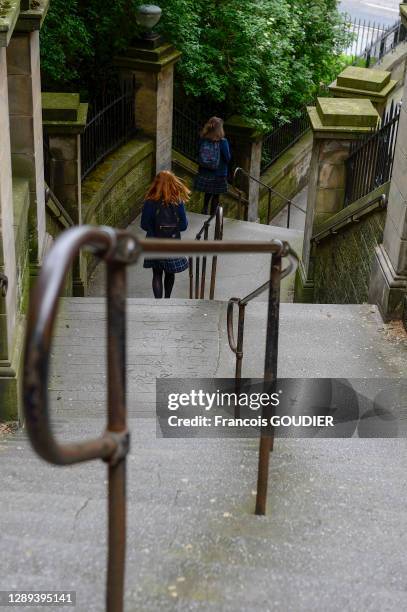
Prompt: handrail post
<box><xmin>209</xmin><ymin>207</ymin><xmax>223</xmax><ymax>299</ymax></box>
<box><xmin>188</xmin><ymin>257</ymin><xmax>193</xmax><ymax>299</ymax></box>
<box><xmin>200</xmin><ymin>224</ymin><xmax>209</xmax><ymax>299</ymax></box>
<box><xmin>287</xmin><ymin>202</ymin><xmax>291</xmax><ymax>229</ymax></box>
<box><xmin>255</xmin><ymin>252</ymin><xmax>282</xmax><ymax>516</ymax></box>
<box><xmin>235</xmin><ymin>302</ymin><xmax>245</xmax><ymax>382</ymax></box>
<box><xmin>106</xmin><ymin>260</ymin><xmax>128</xmax><ymax>612</ymax></box>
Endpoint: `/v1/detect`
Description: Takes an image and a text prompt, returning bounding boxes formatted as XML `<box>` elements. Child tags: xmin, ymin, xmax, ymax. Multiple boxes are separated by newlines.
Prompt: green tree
<box><xmin>40</xmin><ymin>0</ymin><xmax>351</xmax><ymax>128</ymax></box>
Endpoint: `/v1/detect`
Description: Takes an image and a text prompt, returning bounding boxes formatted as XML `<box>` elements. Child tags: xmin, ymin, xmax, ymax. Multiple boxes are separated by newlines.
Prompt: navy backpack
<box><xmin>199</xmin><ymin>139</ymin><xmax>221</xmax><ymax>170</ymax></box>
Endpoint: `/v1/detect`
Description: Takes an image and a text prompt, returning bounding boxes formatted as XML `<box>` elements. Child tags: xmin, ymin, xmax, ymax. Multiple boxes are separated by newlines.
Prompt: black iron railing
<box><xmin>261</xmin><ymin>107</ymin><xmax>311</xmax><ymax>173</ymax></box>
<box><xmin>173</xmin><ymin>106</ymin><xmax>200</xmax><ymax>163</ymax></box>
<box><xmin>23</xmin><ymin>225</ymin><xmax>298</xmax><ymax>611</ymax></box>
<box><xmin>81</xmin><ymin>80</ymin><xmax>136</xmax><ymax>181</ymax></box>
<box><xmin>173</xmin><ymin>102</ymin><xmax>225</xmax><ymax>163</ymax></box>
<box><xmin>347</xmin><ymin>17</ymin><xmax>407</xmax><ymax>67</ymax></box>
<box><xmin>233</xmin><ymin>167</ymin><xmax>306</xmax><ymax>227</ymax></box>
<box><xmin>344</xmin><ymin>102</ymin><xmax>400</xmax><ymax>206</ymax></box>
<box><xmin>345</xmin><ymin>17</ymin><xmax>393</xmax><ymax>64</ymax></box>
<box><xmin>189</xmin><ymin>206</ymin><xmax>224</xmax><ymax>299</ymax></box>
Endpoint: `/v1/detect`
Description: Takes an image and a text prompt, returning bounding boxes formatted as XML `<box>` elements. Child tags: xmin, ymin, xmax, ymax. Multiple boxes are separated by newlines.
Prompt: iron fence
<box><xmin>81</xmin><ymin>79</ymin><xmax>136</xmax><ymax>180</ymax></box>
<box><xmin>345</xmin><ymin>17</ymin><xmax>407</xmax><ymax>67</ymax></box>
<box><xmin>173</xmin><ymin>106</ymin><xmax>200</xmax><ymax>162</ymax></box>
<box><xmin>261</xmin><ymin>106</ymin><xmax>311</xmax><ymax>173</ymax></box>
<box><xmin>173</xmin><ymin>101</ymin><xmax>225</xmax><ymax>163</ymax></box>
<box><xmin>364</xmin><ymin>19</ymin><xmax>407</xmax><ymax>67</ymax></box>
<box><xmin>344</xmin><ymin>102</ymin><xmax>400</xmax><ymax>206</ymax></box>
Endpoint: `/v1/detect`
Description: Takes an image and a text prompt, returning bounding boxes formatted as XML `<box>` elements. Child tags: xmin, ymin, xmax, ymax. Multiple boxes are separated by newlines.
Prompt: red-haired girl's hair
<box><xmin>145</xmin><ymin>170</ymin><xmax>191</xmax><ymax>206</ymax></box>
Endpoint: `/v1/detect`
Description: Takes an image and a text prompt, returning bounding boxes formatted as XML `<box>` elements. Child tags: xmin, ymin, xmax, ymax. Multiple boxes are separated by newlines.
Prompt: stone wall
<box><xmin>81</xmin><ymin>137</ymin><xmax>154</xmax><ymax>284</ymax></box>
<box><xmin>313</xmin><ymin>184</ymin><xmax>389</xmax><ymax>304</ymax></box>
<box><xmin>259</xmin><ymin>132</ymin><xmax>312</xmax><ymax>224</ymax></box>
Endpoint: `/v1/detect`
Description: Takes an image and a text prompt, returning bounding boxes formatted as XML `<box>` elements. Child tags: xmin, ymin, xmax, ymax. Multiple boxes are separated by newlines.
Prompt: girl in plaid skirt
<box><xmin>141</xmin><ymin>171</ymin><xmax>190</xmax><ymax>299</ymax></box>
<box><xmin>194</xmin><ymin>116</ymin><xmax>231</xmax><ymax>216</ymax></box>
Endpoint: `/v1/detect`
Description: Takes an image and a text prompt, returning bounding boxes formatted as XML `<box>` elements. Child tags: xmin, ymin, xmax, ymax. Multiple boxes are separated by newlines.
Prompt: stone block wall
<box><xmin>258</xmin><ymin>132</ymin><xmax>312</xmax><ymax>224</ymax></box>
<box><xmin>314</xmin><ymin>204</ymin><xmax>387</xmax><ymax>304</ymax></box>
<box><xmin>81</xmin><ymin>137</ymin><xmax>154</xmax><ymax>284</ymax></box>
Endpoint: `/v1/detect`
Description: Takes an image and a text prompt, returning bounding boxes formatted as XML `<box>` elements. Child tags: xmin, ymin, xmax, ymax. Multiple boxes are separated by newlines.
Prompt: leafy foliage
<box><xmin>40</xmin><ymin>0</ymin><xmax>351</xmax><ymax>128</ymax></box>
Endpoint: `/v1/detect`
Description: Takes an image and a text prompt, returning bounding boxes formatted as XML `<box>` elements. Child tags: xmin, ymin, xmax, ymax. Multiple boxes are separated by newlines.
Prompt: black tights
<box><xmin>152</xmin><ymin>268</ymin><xmax>175</xmax><ymax>299</ymax></box>
<box><xmin>203</xmin><ymin>193</ymin><xmax>220</xmax><ymax>216</ymax></box>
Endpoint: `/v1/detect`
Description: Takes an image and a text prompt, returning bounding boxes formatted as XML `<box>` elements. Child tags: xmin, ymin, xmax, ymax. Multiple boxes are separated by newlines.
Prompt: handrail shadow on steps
<box><xmin>189</xmin><ymin>206</ymin><xmax>224</xmax><ymax>299</ymax></box>
<box><xmin>23</xmin><ymin>225</ymin><xmax>298</xmax><ymax>612</ymax></box>
<box><xmin>233</xmin><ymin>166</ymin><xmax>306</xmax><ymax>227</ymax></box>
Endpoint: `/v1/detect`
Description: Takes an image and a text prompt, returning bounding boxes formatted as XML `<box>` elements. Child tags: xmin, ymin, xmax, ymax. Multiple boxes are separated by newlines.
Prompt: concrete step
<box><xmin>1</xmin><ymin>297</ymin><xmax>407</xmax><ymax>610</ymax></box>
<box><xmin>88</xmin><ymin>212</ymin><xmax>303</xmax><ymax>303</ymax></box>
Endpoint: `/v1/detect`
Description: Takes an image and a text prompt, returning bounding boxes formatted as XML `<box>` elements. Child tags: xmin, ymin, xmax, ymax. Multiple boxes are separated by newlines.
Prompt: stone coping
<box><xmin>42</xmin><ymin>92</ymin><xmax>80</xmax><ymax>122</ymax></box>
<box><xmin>114</xmin><ymin>42</ymin><xmax>181</xmax><ymax>73</ymax></box>
<box><xmin>307</xmin><ymin>107</ymin><xmax>378</xmax><ymax>138</ymax></box>
<box><xmin>42</xmin><ymin>102</ymin><xmax>88</xmax><ymax>134</ymax></box>
<box><xmin>316</xmin><ymin>97</ymin><xmax>379</xmax><ymax>127</ymax></box>
<box><xmin>329</xmin><ymin>79</ymin><xmax>397</xmax><ymax>102</ymax></box>
<box><xmin>337</xmin><ymin>66</ymin><xmax>390</xmax><ymax>92</ymax></box>
<box><xmin>82</xmin><ymin>137</ymin><xmax>154</xmax><ymax>223</ymax></box>
<box><xmin>0</xmin><ymin>0</ymin><xmax>20</xmax><ymax>46</ymax></box>
<box><xmin>224</xmin><ymin>115</ymin><xmax>263</xmax><ymax>141</ymax></box>
<box><xmin>15</xmin><ymin>0</ymin><xmax>50</xmax><ymax>32</ymax></box>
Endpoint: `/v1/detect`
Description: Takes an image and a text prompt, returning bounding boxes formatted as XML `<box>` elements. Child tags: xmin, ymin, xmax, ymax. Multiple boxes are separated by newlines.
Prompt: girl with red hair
<box><xmin>141</xmin><ymin>171</ymin><xmax>190</xmax><ymax>299</ymax></box>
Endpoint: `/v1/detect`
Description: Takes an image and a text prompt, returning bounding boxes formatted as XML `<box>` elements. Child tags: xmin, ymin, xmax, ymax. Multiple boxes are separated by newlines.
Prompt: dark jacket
<box><xmin>198</xmin><ymin>138</ymin><xmax>231</xmax><ymax>177</ymax></box>
<box><xmin>140</xmin><ymin>199</ymin><xmax>188</xmax><ymax>238</ymax></box>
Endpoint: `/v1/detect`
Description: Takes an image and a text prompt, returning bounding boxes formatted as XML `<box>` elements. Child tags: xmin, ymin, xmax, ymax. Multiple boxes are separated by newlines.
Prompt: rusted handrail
<box><xmin>227</xmin><ymin>248</ymin><xmax>298</xmax><ymax>378</ymax></box>
<box><xmin>189</xmin><ymin>206</ymin><xmax>224</xmax><ymax>300</ymax></box>
<box><xmin>23</xmin><ymin>225</ymin><xmax>298</xmax><ymax>610</ymax></box>
<box><xmin>226</xmin><ymin>245</ymin><xmax>298</xmax><ymax>515</ymax></box>
<box><xmin>233</xmin><ymin>166</ymin><xmax>306</xmax><ymax>227</ymax></box>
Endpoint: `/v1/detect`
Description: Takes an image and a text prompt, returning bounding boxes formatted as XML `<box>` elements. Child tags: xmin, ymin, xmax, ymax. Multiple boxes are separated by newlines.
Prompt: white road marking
<box><xmin>364</xmin><ymin>3</ymin><xmax>399</xmax><ymax>12</ymax></box>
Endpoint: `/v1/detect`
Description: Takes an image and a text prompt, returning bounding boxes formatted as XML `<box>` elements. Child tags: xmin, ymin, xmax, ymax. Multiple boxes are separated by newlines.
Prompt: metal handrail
<box><xmin>312</xmin><ymin>193</ymin><xmax>387</xmax><ymax>244</ymax></box>
<box><xmin>23</xmin><ymin>225</ymin><xmax>298</xmax><ymax>611</ymax></box>
<box><xmin>189</xmin><ymin>206</ymin><xmax>224</xmax><ymax>300</ymax></box>
<box><xmin>233</xmin><ymin>167</ymin><xmax>306</xmax><ymax>227</ymax></box>
<box><xmin>45</xmin><ymin>185</ymin><xmax>75</xmax><ymax>228</ymax></box>
<box><xmin>227</xmin><ymin>248</ymin><xmax>298</xmax><ymax>377</ymax></box>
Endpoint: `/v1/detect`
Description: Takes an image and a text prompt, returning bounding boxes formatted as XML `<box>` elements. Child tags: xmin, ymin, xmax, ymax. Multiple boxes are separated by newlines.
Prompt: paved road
<box><xmin>340</xmin><ymin>0</ymin><xmax>400</xmax><ymax>26</ymax></box>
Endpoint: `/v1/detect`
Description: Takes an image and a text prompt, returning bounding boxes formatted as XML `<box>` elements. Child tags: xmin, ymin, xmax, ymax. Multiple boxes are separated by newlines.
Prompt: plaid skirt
<box><xmin>143</xmin><ymin>257</ymin><xmax>189</xmax><ymax>274</ymax></box>
<box><xmin>194</xmin><ymin>173</ymin><xmax>228</xmax><ymax>194</ymax></box>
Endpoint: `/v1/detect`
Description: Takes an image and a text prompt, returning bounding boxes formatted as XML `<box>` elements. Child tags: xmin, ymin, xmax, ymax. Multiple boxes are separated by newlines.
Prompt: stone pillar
<box><xmin>0</xmin><ymin>47</ymin><xmax>17</xmax><ymax>364</ymax></box>
<box><xmin>329</xmin><ymin>66</ymin><xmax>397</xmax><ymax>118</ymax></box>
<box><xmin>295</xmin><ymin>97</ymin><xmax>380</xmax><ymax>302</ymax></box>
<box><xmin>114</xmin><ymin>40</ymin><xmax>181</xmax><ymax>173</ymax></box>
<box><xmin>7</xmin><ymin>31</ymin><xmax>46</xmax><ymax>265</ymax></box>
<box><xmin>224</xmin><ymin>116</ymin><xmax>263</xmax><ymax>222</ymax></box>
<box><xmin>42</xmin><ymin>93</ymin><xmax>88</xmax><ymax>295</ymax></box>
<box><xmin>368</xmin><ymin>4</ymin><xmax>407</xmax><ymax>321</ymax></box>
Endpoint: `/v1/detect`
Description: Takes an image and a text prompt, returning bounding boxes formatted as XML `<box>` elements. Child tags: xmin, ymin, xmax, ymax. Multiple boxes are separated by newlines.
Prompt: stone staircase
<box><xmin>1</xmin><ymin>211</ymin><xmax>407</xmax><ymax>611</ymax></box>
<box><xmin>1</xmin><ymin>292</ymin><xmax>407</xmax><ymax>611</ymax></box>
